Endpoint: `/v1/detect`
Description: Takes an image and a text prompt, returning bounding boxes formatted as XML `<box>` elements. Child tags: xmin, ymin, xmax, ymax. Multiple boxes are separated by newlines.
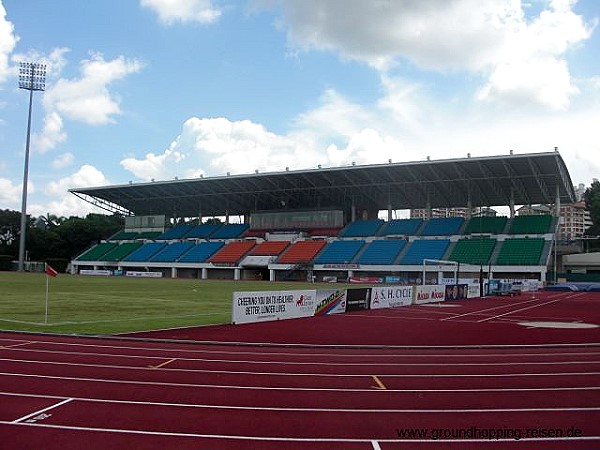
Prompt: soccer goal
<box><xmin>421</xmin><ymin>259</ymin><xmax>459</xmax><ymax>285</ymax></box>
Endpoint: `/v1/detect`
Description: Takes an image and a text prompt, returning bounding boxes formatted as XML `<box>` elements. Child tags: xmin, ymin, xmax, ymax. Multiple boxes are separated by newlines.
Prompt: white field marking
<box><xmin>0</xmin><ymin>319</ymin><xmax>52</xmax><ymax>326</ymax></box>
<box><xmin>518</xmin><ymin>321</ymin><xmax>599</xmax><ymax>329</ymax></box>
<box><xmin>371</xmin><ymin>440</ymin><xmax>382</xmax><ymax>450</ymax></box>
<box><xmin>3</xmin><ymin>347</ymin><xmax>600</xmax><ymax>368</ymax></box>
<box><xmin>0</xmin><ymin>342</ymin><xmax>33</xmax><ymax>349</ymax></box>
<box><xmin>3</xmin><ymin>421</ymin><xmax>600</xmax><ymax>444</ymax></box>
<box><xmin>2</xmin><ymin>372</ymin><xmax>600</xmax><ymax>395</ymax></box>
<box><xmin>1</xmin><ymin>391</ymin><xmax>600</xmax><ymax>414</ymax></box>
<box><xmin>149</xmin><ymin>358</ymin><xmax>177</xmax><ymax>369</ymax></box>
<box><xmin>11</xmin><ymin>398</ymin><xmax>73</xmax><ymax>423</ymax></box>
<box><xmin>2</xmin><ymin>334</ymin><xmax>599</xmax><ymax>350</ymax></box>
<box><xmin>0</xmin><ymin>353</ymin><xmax>600</xmax><ymax>374</ymax></box>
<box><xmin>420</xmin><ymin>303</ymin><xmax>461</xmax><ymax>307</ymax></box>
<box><xmin>1</xmin><ymin>337</ymin><xmax>599</xmax><ymax>359</ymax></box>
<box><xmin>477</xmin><ymin>299</ymin><xmax>565</xmax><ymax>323</ymax></box>
<box><xmin>0</xmin><ymin>313</ymin><xmax>218</xmax><ymax>327</ymax></box>
<box><xmin>440</xmin><ymin>297</ymin><xmax>544</xmax><ymax>321</ymax></box>
<box><xmin>5</xmin><ymin>358</ymin><xmax>600</xmax><ymax>384</ymax></box>
<box><xmin>347</xmin><ymin>314</ymin><xmax>441</xmax><ymax>321</ymax></box>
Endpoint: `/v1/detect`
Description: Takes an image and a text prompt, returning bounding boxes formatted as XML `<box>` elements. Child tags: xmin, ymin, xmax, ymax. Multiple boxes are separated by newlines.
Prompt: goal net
<box><xmin>421</xmin><ymin>259</ymin><xmax>459</xmax><ymax>285</ymax></box>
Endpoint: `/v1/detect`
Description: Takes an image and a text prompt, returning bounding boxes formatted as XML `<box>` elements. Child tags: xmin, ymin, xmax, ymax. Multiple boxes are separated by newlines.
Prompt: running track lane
<box><xmin>1</xmin><ymin>292</ymin><xmax>599</xmax><ymax>448</ymax></box>
<box><xmin>1</xmin><ymin>333</ymin><xmax>599</xmax><ymax>448</ymax></box>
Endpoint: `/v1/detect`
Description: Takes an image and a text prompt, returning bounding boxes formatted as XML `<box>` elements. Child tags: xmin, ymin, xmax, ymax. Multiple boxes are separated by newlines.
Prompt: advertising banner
<box><xmin>314</xmin><ymin>289</ymin><xmax>347</xmax><ymax>315</ymax></box>
<box><xmin>232</xmin><ymin>290</ymin><xmax>317</xmax><ymax>324</ymax></box>
<box><xmin>445</xmin><ymin>284</ymin><xmax>469</xmax><ymax>301</ymax></box>
<box><xmin>414</xmin><ymin>285</ymin><xmax>446</xmax><ymax>304</ymax></box>
<box><xmin>370</xmin><ymin>285</ymin><xmax>413</xmax><ymax>309</ymax></box>
<box><xmin>346</xmin><ymin>288</ymin><xmax>371</xmax><ymax>311</ymax></box>
<box><xmin>125</xmin><ymin>271</ymin><xmax>163</xmax><ymax>278</ymax></box>
<box><xmin>79</xmin><ymin>269</ymin><xmax>113</xmax><ymax>276</ymax></box>
<box><xmin>349</xmin><ymin>276</ymin><xmax>383</xmax><ymax>284</ymax></box>
<box><xmin>467</xmin><ymin>283</ymin><xmax>481</xmax><ymax>298</ymax></box>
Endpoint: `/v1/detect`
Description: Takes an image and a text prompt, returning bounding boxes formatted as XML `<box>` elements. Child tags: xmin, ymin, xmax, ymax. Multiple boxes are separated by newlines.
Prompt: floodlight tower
<box><xmin>17</xmin><ymin>62</ymin><xmax>46</xmax><ymax>272</ymax></box>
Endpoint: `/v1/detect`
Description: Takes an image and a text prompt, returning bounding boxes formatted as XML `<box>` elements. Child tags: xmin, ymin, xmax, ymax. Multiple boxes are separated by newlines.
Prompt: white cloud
<box><xmin>52</xmin><ymin>152</ymin><xmax>75</xmax><ymax>169</ymax></box>
<box><xmin>121</xmin><ymin>107</ymin><xmax>410</xmax><ymax>182</ymax></box>
<box><xmin>43</xmin><ymin>53</ymin><xmax>143</xmax><ymax>125</ymax></box>
<box><xmin>31</xmin><ymin>112</ymin><xmax>67</xmax><ymax>153</ymax></box>
<box><xmin>120</xmin><ymin>147</ymin><xmax>187</xmax><ymax>181</ymax></box>
<box><xmin>477</xmin><ymin>0</ymin><xmax>593</xmax><ymax>110</ymax></box>
<box><xmin>270</xmin><ymin>0</ymin><xmax>594</xmax><ymax>110</ymax></box>
<box><xmin>0</xmin><ymin>177</ymin><xmax>26</xmax><ymax>209</ymax></box>
<box><xmin>0</xmin><ymin>0</ymin><xmax>18</xmax><ymax>85</ymax></box>
<box><xmin>120</xmin><ymin>64</ymin><xmax>600</xmax><ymax>190</ymax></box>
<box><xmin>140</xmin><ymin>0</ymin><xmax>222</xmax><ymax>25</ymax></box>
<box><xmin>29</xmin><ymin>165</ymin><xmax>110</xmax><ymax>217</ymax></box>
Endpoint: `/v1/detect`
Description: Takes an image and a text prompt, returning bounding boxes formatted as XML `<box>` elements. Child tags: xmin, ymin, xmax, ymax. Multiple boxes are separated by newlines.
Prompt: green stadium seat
<box><xmin>496</xmin><ymin>238</ymin><xmax>545</xmax><ymax>265</ymax></box>
<box><xmin>449</xmin><ymin>238</ymin><xmax>496</xmax><ymax>265</ymax></box>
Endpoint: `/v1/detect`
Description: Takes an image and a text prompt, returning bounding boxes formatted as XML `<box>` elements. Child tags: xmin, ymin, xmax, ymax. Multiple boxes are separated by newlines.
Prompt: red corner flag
<box><xmin>45</xmin><ymin>264</ymin><xmax>58</xmax><ymax>277</ymax></box>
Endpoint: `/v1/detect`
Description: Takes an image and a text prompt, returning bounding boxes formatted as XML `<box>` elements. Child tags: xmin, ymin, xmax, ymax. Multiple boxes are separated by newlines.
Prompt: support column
<box><xmin>269</xmin><ymin>268</ymin><xmax>275</xmax><ymax>281</ymax></box>
<box><xmin>171</xmin><ymin>267</ymin><xmax>177</xmax><ymax>279</ymax></box>
<box><xmin>201</xmin><ymin>268</ymin><xmax>208</xmax><ymax>280</ymax></box>
<box><xmin>509</xmin><ymin>190</ymin><xmax>515</xmax><ymax>218</ymax></box>
<box><xmin>234</xmin><ymin>268</ymin><xmax>240</xmax><ymax>280</ymax></box>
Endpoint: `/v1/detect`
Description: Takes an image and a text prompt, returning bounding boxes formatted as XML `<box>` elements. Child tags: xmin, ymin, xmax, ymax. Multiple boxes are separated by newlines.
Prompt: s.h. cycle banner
<box><xmin>370</xmin><ymin>285</ymin><xmax>414</xmax><ymax>309</ymax></box>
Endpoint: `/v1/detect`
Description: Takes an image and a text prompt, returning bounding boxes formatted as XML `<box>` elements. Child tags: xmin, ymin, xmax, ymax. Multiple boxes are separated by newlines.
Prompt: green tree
<box><xmin>57</xmin><ymin>214</ymin><xmax>122</xmax><ymax>259</ymax></box>
<box><xmin>0</xmin><ymin>209</ymin><xmax>27</xmax><ymax>256</ymax></box>
<box><xmin>584</xmin><ymin>180</ymin><xmax>600</xmax><ymax>236</ymax></box>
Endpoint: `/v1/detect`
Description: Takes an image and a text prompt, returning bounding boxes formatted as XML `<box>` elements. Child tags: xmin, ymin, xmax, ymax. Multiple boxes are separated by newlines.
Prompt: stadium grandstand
<box><xmin>69</xmin><ymin>151</ymin><xmax>575</xmax><ymax>283</ymax></box>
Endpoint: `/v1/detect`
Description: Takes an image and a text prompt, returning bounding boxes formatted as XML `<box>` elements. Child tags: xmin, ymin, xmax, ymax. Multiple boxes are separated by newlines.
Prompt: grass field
<box><xmin>0</xmin><ymin>272</ymin><xmax>334</xmax><ymax>335</ymax></box>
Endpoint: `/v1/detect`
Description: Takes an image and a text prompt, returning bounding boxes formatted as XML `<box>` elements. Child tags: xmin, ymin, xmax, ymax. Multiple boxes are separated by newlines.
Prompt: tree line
<box><xmin>0</xmin><ymin>211</ymin><xmax>122</xmax><ymax>264</ymax></box>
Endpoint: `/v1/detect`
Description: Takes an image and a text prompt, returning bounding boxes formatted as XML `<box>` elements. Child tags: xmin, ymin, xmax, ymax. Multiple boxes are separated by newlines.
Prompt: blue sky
<box><xmin>0</xmin><ymin>0</ymin><xmax>599</xmax><ymax>217</ymax></box>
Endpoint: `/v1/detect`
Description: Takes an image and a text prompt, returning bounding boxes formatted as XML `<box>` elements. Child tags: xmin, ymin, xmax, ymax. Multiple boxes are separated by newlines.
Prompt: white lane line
<box><xmin>2</xmin><ymin>372</ymin><xmax>600</xmax><ymax>393</ymax></box>
<box><xmin>5</xmin><ymin>359</ymin><xmax>600</xmax><ymax>389</ymax></box>
<box><xmin>371</xmin><ymin>440</ymin><xmax>382</xmax><ymax>450</ymax></box>
<box><xmin>440</xmin><ymin>297</ymin><xmax>543</xmax><ymax>321</ymax></box>
<box><xmin>3</xmin><ymin>349</ymin><xmax>600</xmax><ymax>367</ymax></box>
<box><xmin>2</xmin><ymin>391</ymin><xmax>599</xmax><ymax>414</ymax></box>
<box><xmin>3</xmin><ymin>421</ymin><xmax>600</xmax><ymax>443</ymax></box>
<box><xmin>2</xmin><ymin>338</ymin><xmax>599</xmax><ymax>359</ymax></box>
<box><xmin>11</xmin><ymin>398</ymin><xmax>73</xmax><ymax>423</ymax></box>
<box><xmin>477</xmin><ymin>299</ymin><xmax>566</xmax><ymax>323</ymax></box>
<box><xmin>2</xmin><ymin>334</ymin><xmax>598</xmax><ymax>350</ymax></box>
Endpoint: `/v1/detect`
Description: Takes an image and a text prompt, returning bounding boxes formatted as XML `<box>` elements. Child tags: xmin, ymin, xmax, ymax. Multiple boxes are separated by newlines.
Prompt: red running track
<box><xmin>0</xmin><ymin>291</ymin><xmax>599</xmax><ymax>448</ymax></box>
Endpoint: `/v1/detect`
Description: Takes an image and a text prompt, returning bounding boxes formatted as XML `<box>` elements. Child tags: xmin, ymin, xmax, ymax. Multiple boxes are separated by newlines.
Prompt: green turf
<box><xmin>0</xmin><ymin>272</ymin><xmax>338</xmax><ymax>335</ymax></box>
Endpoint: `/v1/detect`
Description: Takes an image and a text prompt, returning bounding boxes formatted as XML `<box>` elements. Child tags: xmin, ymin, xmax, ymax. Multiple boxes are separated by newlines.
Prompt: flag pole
<box><xmin>45</xmin><ymin>263</ymin><xmax>49</xmax><ymax>324</ymax></box>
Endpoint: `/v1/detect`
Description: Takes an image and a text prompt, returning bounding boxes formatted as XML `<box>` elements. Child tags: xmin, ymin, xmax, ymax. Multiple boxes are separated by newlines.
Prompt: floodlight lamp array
<box><xmin>18</xmin><ymin>62</ymin><xmax>47</xmax><ymax>91</ymax></box>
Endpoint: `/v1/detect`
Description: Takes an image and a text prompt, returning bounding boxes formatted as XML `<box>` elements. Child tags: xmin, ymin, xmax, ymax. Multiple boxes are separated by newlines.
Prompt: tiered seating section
<box><xmin>75</xmin><ymin>214</ymin><xmax>555</xmax><ymax>269</ymax></box>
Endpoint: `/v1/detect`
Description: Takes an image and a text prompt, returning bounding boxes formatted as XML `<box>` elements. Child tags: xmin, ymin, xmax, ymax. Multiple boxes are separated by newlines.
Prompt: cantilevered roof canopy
<box><xmin>70</xmin><ymin>151</ymin><xmax>576</xmax><ymax>218</ymax></box>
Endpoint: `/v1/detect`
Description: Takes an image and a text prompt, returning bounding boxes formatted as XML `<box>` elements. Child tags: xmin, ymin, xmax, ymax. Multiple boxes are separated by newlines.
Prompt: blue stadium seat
<box><xmin>357</xmin><ymin>240</ymin><xmax>406</xmax><ymax>265</ymax></box>
<box><xmin>400</xmin><ymin>239</ymin><xmax>450</xmax><ymax>265</ymax></box>
<box><xmin>378</xmin><ymin>219</ymin><xmax>422</xmax><ymax>236</ymax></box>
<box><xmin>211</xmin><ymin>224</ymin><xmax>249</xmax><ymax>239</ymax></box>
<box><xmin>155</xmin><ymin>224</ymin><xmax>194</xmax><ymax>240</ymax></box>
<box><xmin>150</xmin><ymin>242</ymin><xmax>195</xmax><ymax>262</ymax></box>
<box><xmin>178</xmin><ymin>242</ymin><xmax>225</xmax><ymax>263</ymax></box>
<box><xmin>339</xmin><ymin>220</ymin><xmax>383</xmax><ymax>237</ymax></box>
<box><xmin>313</xmin><ymin>240</ymin><xmax>365</xmax><ymax>264</ymax></box>
<box><xmin>419</xmin><ymin>218</ymin><xmax>464</xmax><ymax>236</ymax></box>
<box><xmin>183</xmin><ymin>223</ymin><xmax>222</xmax><ymax>239</ymax></box>
<box><xmin>122</xmin><ymin>242</ymin><xmax>167</xmax><ymax>262</ymax></box>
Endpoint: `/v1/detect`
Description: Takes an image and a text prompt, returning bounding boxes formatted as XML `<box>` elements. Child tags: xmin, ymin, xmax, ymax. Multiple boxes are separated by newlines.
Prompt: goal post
<box><xmin>422</xmin><ymin>259</ymin><xmax>459</xmax><ymax>285</ymax></box>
